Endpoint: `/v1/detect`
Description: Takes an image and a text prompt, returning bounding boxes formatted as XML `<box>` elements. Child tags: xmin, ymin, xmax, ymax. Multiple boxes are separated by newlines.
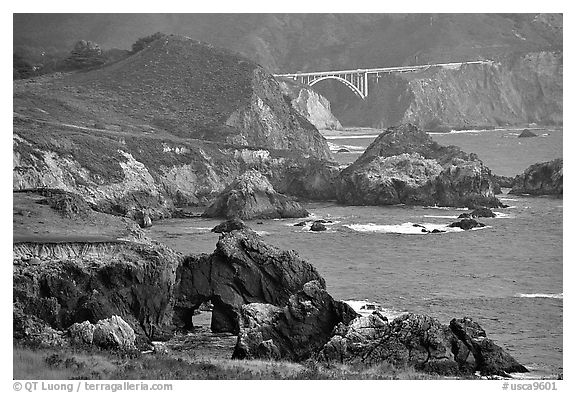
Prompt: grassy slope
<box><xmin>13</xmin><ymin>345</ymin><xmax>440</xmax><ymax>380</ymax></box>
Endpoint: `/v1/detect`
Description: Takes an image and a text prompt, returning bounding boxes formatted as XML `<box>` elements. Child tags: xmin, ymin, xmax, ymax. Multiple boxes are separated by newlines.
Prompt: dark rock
<box><xmin>13</xmin><ymin>241</ymin><xmax>180</xmax><ymax>343</ymax></box>
<box><xmin>450</xmin><ymin>317</ymin><xmax>529</xmax><ymax>376</ymax></box>
<box><xmin>412</xmin><ymin>223</ymin><xmax>426</xmax><ymax>228</ymax></box>
<box><xmin>431</xmin><ymin>229</ymin><xmax>445</xmax><ymax>233</ymax></box>
<box><xmin>318</xmin><ymin>313</ymin><xmax>459</xmax><ymax>374</ymax></box>
<box><xmin>33</xmin><ymin>188</ymin><xmax>92</xmax><ymax>219</ymax></box>
<box><xmin>458</xmin><ymin>207</ymin><xmax>496</xmax><ymax>219</ymax></box>
<box><xmin>293</xmin><ymin>221</ymin><xmax>308</xmax><ymax>227</ymax></box>
<box><xmin>318</xmin><ymin>313</ymin><xmax>527</xmax><ymax>377</ymax></box>
<box><xmin>337</xmin><ymin>148</ymin><xmax>351</xmax><ymax>153</ymax></box>
<box><xmin>518</xmin><ymin>129</ymin><xmax>538</xmax><ymax>138</ymax></box>
<box><xmin>134</xmin><ymin>209</ymin><xmax>152</xmax><ymax>228</ymax></box>
<box><xmin>509</xmin><ymin>159</ymin><xmax>562</xmax><ymax>196</ymax></box>
<box><xmin>232</xmin><ymin>280</ymin><xmax>358</xmax><ymax>361</ymax></box>
<box><xmin>211</xmin><ymin>218</ymin><xmax>248</xmax><ymax>233</ymax></box>
<box><xmin>492</xmin><ymin>174</ymin><xmax>515</xmax><ymax>189</ymax></box>
<box><xmin>202</xmin><ymin>170</ymin><xmax>309</xmax><ymax>220</ymax></box>
<box><xmin>174</xmin><ymin>229</ymin><xmax>326</xmax><ymax>334</ymax></box>
<box><xmin>448</xmin><ymin>218</ymin><xmax>486</xmax><ymax>230</ymax></box>
<box><xmin>310</xmin><ymin>221</ymin><xmax>327</xmax><ymax>231</ymax></box>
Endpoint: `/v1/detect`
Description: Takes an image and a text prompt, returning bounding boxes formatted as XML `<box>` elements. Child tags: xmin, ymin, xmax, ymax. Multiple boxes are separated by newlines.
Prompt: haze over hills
<box><xmin>13</xmin><ymin>13</ymin><xmax>562</xmax><ymax>72</ymax></box>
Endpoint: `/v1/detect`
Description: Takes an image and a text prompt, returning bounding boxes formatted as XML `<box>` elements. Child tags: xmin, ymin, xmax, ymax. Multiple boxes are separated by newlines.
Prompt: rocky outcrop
<box><xmin>174</xmin><ymin>229</ymin><xmax>325</xmax><ymax>333</ymax></box>
<box><xmin>69</xmin><ymin>315</ymin><xmax>136</xmax><ymax>351</ymax></box>
<box><xmin>310</xmin><ymin>221</ymin><xmax>327</xmax><ymax>232</ymax></box>
<box><xmin>458</xmin><ymin>207</ymin><xmax>495</xmax><ymax>219</ymax></box>
<box><xmin>13</xmin><ymin>241</ymin><xmax>180</xmax><ymax>343</ymax></box>
<box><xmin>278</xmin><ymin>79</ymin><xmax>343</xmax><ymax>130</ymax></box>
<box><xmin>518</xmin><ymin>129</ymin><xmax>538</xmax><ymax>138</ymax></box>
<box><xmin>336</xmin><ymin>125</ymin><xmax>503</xmax><ymax>208</ymax></box>
<box><xmin>318</xmin><ymin>313</ymin><xmax>528</xmax><ymax>377</ymax></box>
<box><xmin>448</xmin><ymin>218</ymin><xmax>486</xmax><ymax>230</ymax></box>
<box><xmin>211</xmin><ymin>218</ymin><xmax>248</xmax><ymax>233</ymax></box>
<box><xmin>450</xmin><ymin>317</ymin><xmax>529</xmax><ymax>375</ymax></box>
<box><xmin>509</xmin><ymin>158</ymin><xmax>562</xmax><ymax>196</ymax></box>
<box><xmin>232</xmin><ymin>280</ymin><xmax>358</xmax><ymax>361</ymax></box>
<box><xmin>202</xmin><ymin>170</ymin><xmax>309</xmax><ymax>220</ymax></box>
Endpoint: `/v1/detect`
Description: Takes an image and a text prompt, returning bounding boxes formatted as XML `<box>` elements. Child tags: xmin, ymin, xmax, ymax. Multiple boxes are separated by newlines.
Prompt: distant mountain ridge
<box><xmin>14</xmin><ymin>14</ymin><xmax>562</xmax><ymax>73</ymax></box>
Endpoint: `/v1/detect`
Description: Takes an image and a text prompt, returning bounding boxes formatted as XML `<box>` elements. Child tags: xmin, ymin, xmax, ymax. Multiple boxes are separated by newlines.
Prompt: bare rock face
<box><xmin>510</xmin><ymin>158</ymin><xmax>562</xmax><ymax>196</ymax></box>
<box><xmin>174</xmin><ymin>229</ymin><xmax>326</xmax><ymax>334</ymax></box>
<box><xmin>336</xmin><ymin>124</ymin><xmax>503</xmax><ymax>208</ymax></box>
<box><xmin>232</xmin><ymin>280</ymin><xmax>358</xmax><ymax>361</ymax></box>
<box><xmin>68</xmin><ymin>320</ymin><xmax>96</xmax><ymax>346</ymax></box>
<box><xmin>450</xmin><ymin>317</ymin><xmax>529</xmax><ymax>376</ymax></box>
<box><xmin>92</xmin><ymin>315</ymin><xmax>136</xmax><ymax>350</ymax></box>
<box><xmin>202</xmin><ymin>170</ymin><xmax>309</xmax><ymax>220</ymax></box>
<box><xmin>278</xmin><ymin>79</ymin><xmax>344</xmax><ymax>131</ymax></box>
<box><xmin>13</xmin><ymin>241</ymin><xmax>180</xmax><ymax>344</ymax></box>
<box><xmin>318</xmin><ymin>313</ymin><xmax>528</xmax><ymax>377</ymax></box>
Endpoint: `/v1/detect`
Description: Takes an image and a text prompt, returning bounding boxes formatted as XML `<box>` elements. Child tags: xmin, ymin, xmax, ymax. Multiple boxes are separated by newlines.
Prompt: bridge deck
<box><xmin>273</xmin><ymin>60</ymin><xmax>492</xmax><ymax>78</ymax></box>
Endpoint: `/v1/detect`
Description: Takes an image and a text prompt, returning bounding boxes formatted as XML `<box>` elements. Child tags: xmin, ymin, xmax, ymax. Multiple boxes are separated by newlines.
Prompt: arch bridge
<box><xmin>274</xmin><ymin>60</ymin><xmax>492</xmax><ymax>99</ymax></box>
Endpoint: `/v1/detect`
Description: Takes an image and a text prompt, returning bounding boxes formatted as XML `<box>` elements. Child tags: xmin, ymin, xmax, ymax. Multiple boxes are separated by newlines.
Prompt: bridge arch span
<box><xmin>308</xmin><ymin>76</ymin><xmax>365</xmax><ymax>99</ymax></box>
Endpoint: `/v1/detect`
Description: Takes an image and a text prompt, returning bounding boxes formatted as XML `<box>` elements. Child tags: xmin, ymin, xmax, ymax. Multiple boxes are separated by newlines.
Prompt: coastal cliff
<box><xmin>340</xmin><ymin>51</ymin><xmax>562</xmax><ymax>129</ymax></box>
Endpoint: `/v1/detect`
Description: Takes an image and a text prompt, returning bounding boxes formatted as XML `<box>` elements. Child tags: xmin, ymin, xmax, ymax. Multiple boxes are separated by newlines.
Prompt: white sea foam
<box><xmin>516</xmin><ymin>293</ymin><xmax>563</xmax><ymax>299</ymax></box>
<box><xmin>324</xmin><ymin>135</ymin><xmax>380</xmax><ymax>140</ymax></box>
<box><xmin>423</xmin><ymin>215</ymin><xmax>459</xmax><ymax>219</ymax></box>
<box><xmin>343</xmin><ymin>222</ymin><xmax>463</xmax><ymax>234</ymax></box>
<box><xmin>342</xmin><ymin>299</ymin><xmax>406</xmax><ymax>320</ymax></box>
<box><xmin>499</xmin><ymin>198</ymin><xmax>519</xmax><ymax>202</ymax></box>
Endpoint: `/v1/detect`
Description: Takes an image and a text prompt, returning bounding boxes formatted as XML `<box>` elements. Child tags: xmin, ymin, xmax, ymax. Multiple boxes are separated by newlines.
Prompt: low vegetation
<box><xmin>13</xmin><ymin>344</ymin><xmax>440</xmax><ymax>380</ymax></box>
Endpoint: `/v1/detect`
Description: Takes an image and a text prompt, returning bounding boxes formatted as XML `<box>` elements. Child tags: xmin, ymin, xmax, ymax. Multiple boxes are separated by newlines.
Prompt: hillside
<box><xmin>13</xmin><ymin>35</ymin><xmax>340</xmax><ymax>220</ymax></box>
<box><xmin>14</xmin><ymin>35</ymin><xmax>330</xmax><ymax>158</ymax></box>
<box><xmin>14</xmin><ymin>14</ymin><xmax>562</xmax><ymax>72</ymax></box>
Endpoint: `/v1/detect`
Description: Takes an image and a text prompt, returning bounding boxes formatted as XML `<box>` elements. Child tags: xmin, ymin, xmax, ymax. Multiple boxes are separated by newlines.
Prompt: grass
<box><xmin>13</xmin><ymin>344</ymin><xmax>441</xmax><ymax>380</ymax></box>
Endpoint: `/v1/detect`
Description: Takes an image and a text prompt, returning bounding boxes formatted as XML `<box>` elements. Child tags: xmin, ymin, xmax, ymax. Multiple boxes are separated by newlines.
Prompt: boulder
<box><xmin>202</xmin><ymin>170</ymin><xmax>309</xmax><ymax>220</ymax></box>
<box><xmin>458</xmin><ymin>207</ymin><xmax>496</xmax><ymax>219</ymax></box>
<box><xmin>232</xmin><ymin>280</ymin><xmax>358</xmax><ymax>361</ymax></box>
<box><xmin>448</xmin><ymin>218</ymin><xmax>486</xmax><ymax>230</ymax></box>
<box><xmin>174</xmin><ymin>229</ymin><xmax>326</xmax><ymax>333</ymax></box>
<box><xmin>450</xmin><ymin>317</ymin><xmax>529</xmax><ymax>376</ymax></box>
<box><xmin>518</xmin><ymin>129</ymin><xmax>538</xmax><ymax>138</ymax></box>
<box><xmin>211</xmin><ymin>218</ymin><xmax>248</xmax><ymax>233</ymax></box>
<box><xmin>92</xmin><ymin>315</ymin><xmax>136</xmax><ymax>351</ymax></box>
<box><xmin>310</xmin><ymin>221</ymin><xmax>327</xmax><ymax>231</ymax></box>
<box><xmin>134</xmin><ymin>209</ymin><xmax>153</xmax><ymax>228</ymax></box>
<box><xmin>509</xmin><ymin>159</ymin><xmax>562</xmax><ymax>196</ymax></box>
<box><xmin>68</xmin><ymin>320</ymin><xmax>96</xmax><ymax>346</ymax></box>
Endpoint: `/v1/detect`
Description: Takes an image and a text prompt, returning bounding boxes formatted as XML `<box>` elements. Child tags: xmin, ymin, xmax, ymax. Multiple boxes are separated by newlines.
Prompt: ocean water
<box><xmin>148</xmin><ymin>127</ymin><xmax>563</xmax><ymax>376</ymax></box>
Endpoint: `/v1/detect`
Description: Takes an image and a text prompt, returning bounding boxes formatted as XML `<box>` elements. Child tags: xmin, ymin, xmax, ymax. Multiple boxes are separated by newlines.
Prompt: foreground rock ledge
<box><xmin>202</xmin><ymin>169</ymin><xmax>309</xmax><ymax>220</ymax></box>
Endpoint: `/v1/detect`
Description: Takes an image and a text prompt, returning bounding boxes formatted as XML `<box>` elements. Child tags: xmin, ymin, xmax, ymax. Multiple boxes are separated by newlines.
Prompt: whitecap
<box><xmin>494</xmin><ymin>212</ymin><xmax>512</xmax><ymax>218</ymax></box>
<box><xmin>423</xmin><ymin>215</ymin><xmax>459</xmax><ymax>219</ymax></box>
<box><xmin>500</xmin><ymin>198</ymin><xmax>519</xmax><ymax>202</ymax></box>
<box><xmin>343</xmin><ymin>222</ymin><xmax>463</xmax><ymax>235</ymax></box>
<box><xmin>254</xmin><ymin>230</ymin><xmax>270</xmax><ymax>236</ymax></box>
<box><xmin>342</xmin><ymin>299</ymin><xmax>406</xmax><ymax>320</ymax></box>
<box><xmin>516</xmin><ymin>293</ymin><xmax>563</xmax><ymax>299</ymax></box>
<box><xmin>324</xmin><ymin>135</ymin><xmax>380</xmax><ymax>140</ymax></box>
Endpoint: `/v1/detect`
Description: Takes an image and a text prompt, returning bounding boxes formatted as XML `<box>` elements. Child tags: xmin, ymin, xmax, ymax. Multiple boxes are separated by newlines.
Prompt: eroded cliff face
<box><xmin>342</xmin><ymin>51</ymin><xmax>562</xmax><ymax>129</ymax></box>
<box><xmin>278</xmin><ymin>79</ymin><xmax>343</xmax><ymax>130</ymax></box>
<box><xmin>13</xmin><ymin>127</ymin><xmax>340</xmax><ymax>218</ymax></box>
<box><xmin>13</xmin><ymin>241</ymin><xmax>181</xmax><ymax>342</ymax></box>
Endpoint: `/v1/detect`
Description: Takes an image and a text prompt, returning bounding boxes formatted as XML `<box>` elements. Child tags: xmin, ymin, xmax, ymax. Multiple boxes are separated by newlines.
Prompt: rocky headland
<box><xmin>336</xmin><ymin>124</ymin><xmax>503</xmax><ymax>208</ymax></box>
<box><xmin>509</xmin><ymin>158</ymin><xmax>563</xmax><ymax>196</ymax></box>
